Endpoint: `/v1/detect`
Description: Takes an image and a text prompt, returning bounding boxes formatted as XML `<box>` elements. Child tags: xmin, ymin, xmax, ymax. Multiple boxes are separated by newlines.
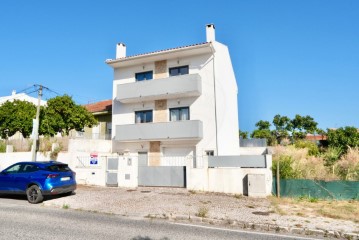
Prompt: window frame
<box><xmin>135</xmin><ymin>110</ymin><xmax>153</xmax><ymax>123</ymax></box>
<box><xmin>135</xmin><ymin>71</ymin><xmax>153</xmax><ymax>81</ymax></box>
<box><xmin>169</xmin><ymin>65</ymin><xmax>189</xmax><ymax>77</ymax></box>
<box><xmin>169</xmin><ymin>107</ymin><xmax>190</xmax><ymax>121</ymax></box>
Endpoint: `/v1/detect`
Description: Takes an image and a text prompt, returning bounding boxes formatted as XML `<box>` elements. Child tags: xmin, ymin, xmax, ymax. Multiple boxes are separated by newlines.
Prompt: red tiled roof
<box><xmin>84</xmin><ymin>100</ymin><xmax>112</xmax><ymax>113</ymax></box>
<box><xmin>106</xmin><ymin>42</ymin><xmax>210</xmax><ymax>63</ymax></box>
<box><xmin>305</xmin><ymin>134</ymin><xmax>327</xmax><ymax>141</ymax></box>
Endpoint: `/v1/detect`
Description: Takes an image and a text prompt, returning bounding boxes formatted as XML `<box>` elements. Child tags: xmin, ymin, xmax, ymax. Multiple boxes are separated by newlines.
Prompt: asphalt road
<box><xmin>0</xmin><ymin>196</ymin><xmax>322</xmax><ymax>240</ymax></box>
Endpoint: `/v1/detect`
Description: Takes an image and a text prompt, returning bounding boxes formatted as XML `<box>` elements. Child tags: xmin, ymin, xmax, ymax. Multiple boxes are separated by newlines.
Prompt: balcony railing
<box><xmin>115</xmin><ymin>120</ymin><xmax>203</xmax><ymax>142</ymax></box>
<box><xmin>116</xmin><ymin>74</ymin><xmax>202</xmax><ymax>103</ymax></box>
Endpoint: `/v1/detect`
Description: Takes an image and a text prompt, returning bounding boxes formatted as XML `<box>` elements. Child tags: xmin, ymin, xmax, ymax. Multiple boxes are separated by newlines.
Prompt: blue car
<box><xmin>0</xmin><ymin>161</ymin><xmax>76</xmax><ymax>204</ymax></box>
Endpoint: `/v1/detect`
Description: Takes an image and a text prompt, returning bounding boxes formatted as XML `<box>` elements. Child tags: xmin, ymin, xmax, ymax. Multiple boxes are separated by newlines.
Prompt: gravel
<box><xmin>43</xmin><ymin>185</ymin><xmax>359</xmax><ymax>236</ymax></box>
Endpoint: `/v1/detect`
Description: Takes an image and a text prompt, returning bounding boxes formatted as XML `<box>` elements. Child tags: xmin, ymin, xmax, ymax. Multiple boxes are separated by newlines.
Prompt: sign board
<box><xmin>90</xmin><ymin>152</ymin><xmax>98</xmax><ymax>165</ymax></box>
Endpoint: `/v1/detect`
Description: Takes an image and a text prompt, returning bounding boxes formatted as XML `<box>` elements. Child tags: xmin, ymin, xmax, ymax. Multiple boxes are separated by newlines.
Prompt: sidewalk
<box><xmin>43</xmin><ymin>185</ymin><xmax>359</xmax><ymax>239</ymax></box>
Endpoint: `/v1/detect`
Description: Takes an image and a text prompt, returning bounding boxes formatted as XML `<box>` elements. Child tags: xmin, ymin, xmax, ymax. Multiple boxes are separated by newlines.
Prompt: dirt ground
<box><xmin>43</xmin><ymin>185</ymin><xmax>359</xmax><ymax>237</ymax></box>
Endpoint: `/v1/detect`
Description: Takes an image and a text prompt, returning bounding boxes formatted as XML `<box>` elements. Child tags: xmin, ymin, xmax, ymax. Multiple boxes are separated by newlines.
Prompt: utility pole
<box><xmin>31</xmin><ymin>85</ymin><xmax>43</xmax><ymax>162</ymax></box>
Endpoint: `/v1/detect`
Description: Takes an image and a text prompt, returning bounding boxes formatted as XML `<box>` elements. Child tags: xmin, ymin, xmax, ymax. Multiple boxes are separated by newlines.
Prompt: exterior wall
<box><xmin>212</xmin><ymin>41</ymin><xmax>240</xmax><ymax>155</ymax></box>
<box><xmin>154</xmin><ymin>100</ymin><xmax>167</xmax><ymax>122</ymax></box>
<box><xmin>187</xmin><ymin>155</ymin><xmax>272</xmax><ymax>196</ymax></box>
<box><xmin>149</xmin><ymin>141</ymin><xmax>161</xmax><ymax>166</ymax></box>
<box><xmin>112</xmin><ymin>53</ymin><xmax>218</xmax><ymax>156</ymax></box>
<box><xmin>154</xmin><ymin>60</ymin><xmax>167</xmax><ymax>79</ymax></box>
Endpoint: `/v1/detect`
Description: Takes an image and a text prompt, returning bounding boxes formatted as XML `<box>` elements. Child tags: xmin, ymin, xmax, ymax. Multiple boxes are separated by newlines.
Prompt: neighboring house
<box><xmin>81</xmin><ymin>100</ymin><xmax>112</xmax><ymax>140</ymax></box>
<box><xmin>106</xmin><ymin>24</ymin><xmax>240</xmax><ymax>165</ymax></box>
<box><xmin>0</xmin><ymin>90</ymin><xmax>46</xmax><ymax>106</ymax></box>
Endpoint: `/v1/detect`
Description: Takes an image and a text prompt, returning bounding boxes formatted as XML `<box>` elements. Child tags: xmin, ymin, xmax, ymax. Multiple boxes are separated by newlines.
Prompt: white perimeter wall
<box><xmin>0</xmin><ymin>142</ymin><xmax>271</xmax><ymax>196</ymax></box>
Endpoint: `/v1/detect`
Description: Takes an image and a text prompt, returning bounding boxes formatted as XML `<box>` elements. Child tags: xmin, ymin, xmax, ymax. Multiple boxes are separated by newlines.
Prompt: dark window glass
<box><xmin>170</xmin><ymin>107</ymin><xmax>189</xmax><ymax>121</ymax></box>
<box><xmin>22</xmin><ymin>164</ymin><xmax>39</xmax><ymax>173</ymax></box>
<box><xmin>135</xmin><ymin>110</ymin><xmax>153</xmax><ymax>123</ymax></box>
<box><xmin>135</xmin><ymin>71</ymin><xmax>153</xmax><ymax>81</ymax></box>
<box><xmin>46</xmin><ymin>164</ymin><xmax>71</xmax><ymax>172</ymax></box>
<box><xmin>205</xmin><ymin>151</ymin><xmax>214</xmax><ymax>156</ymax></box>
<box><xmin>169</xmin><ymin>66</ymin><xmax>189</xmax><ymax>76</ymax></box>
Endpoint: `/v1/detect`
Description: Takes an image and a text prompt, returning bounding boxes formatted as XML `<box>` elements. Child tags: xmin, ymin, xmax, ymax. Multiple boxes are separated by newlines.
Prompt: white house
<box><xmin>0</xmin><ymin>90</ymin><xmax>46</xmax><ymax>106</ymax></box>
<box><xmin>106</xmin><ymin>24</ymin><xmax>240</xmax><ymax>166</ymax></box>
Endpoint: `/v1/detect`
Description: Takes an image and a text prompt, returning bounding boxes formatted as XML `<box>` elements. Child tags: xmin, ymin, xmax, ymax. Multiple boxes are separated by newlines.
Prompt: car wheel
<box><xmin>26</xmin><ymin>185</ymin><xmax>44</xmax><ymax>204</ymax></box>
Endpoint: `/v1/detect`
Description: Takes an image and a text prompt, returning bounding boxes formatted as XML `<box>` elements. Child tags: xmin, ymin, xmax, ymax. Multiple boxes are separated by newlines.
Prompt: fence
<box><xmin>272</xmin><ymin>178</ymin><xmax>359</xmax><ymax>200</ymax></box>
<box><xmin>240</xmin><ymin>138</ymin><xmax>267</xmax><ymax>147</ymax></box>
<box><xmin>208</xmin><ymin>155</ymin><xmax>267</xmax><ymax>168</ymax></box>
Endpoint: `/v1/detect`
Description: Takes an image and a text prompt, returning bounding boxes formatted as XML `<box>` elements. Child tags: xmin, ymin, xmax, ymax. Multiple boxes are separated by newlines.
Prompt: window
<box><xmin>22</xmin><ymin>164</ymin><xmax>39</xmax><ymax>173</ymax></box>
<box><xmin>135</xmin><ymin>110</ymin><xmax>153</xmax><ymax>123</ymax></box>
<box><xmin>46</xmin><ymin>164</ymin><xmax>71</xmax><ymax>172</ymax></box>
<box><xmin>135</xmin><ymin>71</ymin><xmax>153</xmax><ymax>81</ymax></box>
<box><xmin>4</xmin><ymin>164</ymin><xmax>21</xmax><ymax>173</ymax></box>
<box><xmin>170</xmin><ymin>107</ymin><xmax>189</xmax><ymax>121</ymax></box>
<box><xmin>205</xmin><ymin>150</ymin><xmax>214</xmax><ymax>156</ymax></box>
<box><xmin>169</xmin><ymin>66</ymin><xmax>189</xmax><ymax>76</ymax></box>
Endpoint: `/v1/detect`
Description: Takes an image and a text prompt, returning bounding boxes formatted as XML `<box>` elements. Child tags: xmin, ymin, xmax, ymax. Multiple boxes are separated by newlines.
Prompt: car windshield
<box><xmin>46</xmin><ymin>164</ymin><xmax>71</xmax><ymax>172</ymax></box>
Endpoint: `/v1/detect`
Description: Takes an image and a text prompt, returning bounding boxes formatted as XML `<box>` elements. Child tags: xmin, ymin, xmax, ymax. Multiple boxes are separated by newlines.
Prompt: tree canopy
<box><xmin>0</xmin><ymin>95</ymin><xmax>97</xmax><ymax>138</ymax></box>
<box><xmin>40</xmin><ymin>95</ymin><xmax>97</xmax><ymax>136</ymax></box>
<box><xmin>250</xmin><ymin>114</ymin><xmax>319</xmax><ymax>146</ymax></box>
<box><xmin>0</xmin><ymin>100</ymin><xmax>36</xmax><ymax>138</ymax></box>
<box><xmin>327</xmin><ymin>127</ymin><xmax>359</xmax><ymax>152</ymax></box>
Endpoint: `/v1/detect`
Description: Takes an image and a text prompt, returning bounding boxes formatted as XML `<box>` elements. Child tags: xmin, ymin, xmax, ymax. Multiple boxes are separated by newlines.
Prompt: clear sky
<box><xmin>0</xmin><ymin>0</ymin><xmax>358</xmax><ymax>132</ymax></box>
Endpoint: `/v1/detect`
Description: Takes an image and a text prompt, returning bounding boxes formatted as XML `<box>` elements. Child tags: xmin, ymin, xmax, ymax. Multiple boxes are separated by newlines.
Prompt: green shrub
<box><xmin>323</xmin><ymin>147</ymin><xmax>342</xmax><ymax>167</ymax></box>
<box><xmin>294</xmin><ymin>140</ymin><xmax>319</xmax><ymax>156</ymax></box>
<box><xmin>272</xmin><ymin>155</ymin><xmax>300</xmax><ymax>179</ymax></box>
<box><xmin>0</xmin><ymin>140</ymin><xmax>5</xmax><ymax>153</ymax></box>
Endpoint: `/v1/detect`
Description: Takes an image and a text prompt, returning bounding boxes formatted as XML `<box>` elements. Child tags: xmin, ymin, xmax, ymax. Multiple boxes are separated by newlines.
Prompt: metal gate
<box><xmin>138</xmin><ymin>166</ymin><xmax>186</xmax><ymax>187</ymax></box>
<box><xmin>106</xmin><ymin>157</ymin><xmax>119</xmax><ymax>187</ymax></box>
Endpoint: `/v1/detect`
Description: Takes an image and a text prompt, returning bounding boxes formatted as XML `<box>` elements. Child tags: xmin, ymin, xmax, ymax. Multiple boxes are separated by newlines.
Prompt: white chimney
<box><xmin>206</xmin><ymin>24</ymin><xmax>215</xmax><ymax>42</ymax></box>
<box><xmin>116</xmin><ymin>43</ymin><xmax>126</xmax><ymax>59</ymax></box>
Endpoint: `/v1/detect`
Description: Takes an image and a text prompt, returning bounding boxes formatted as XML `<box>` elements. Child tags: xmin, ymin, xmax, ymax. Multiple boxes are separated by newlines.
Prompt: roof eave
<box><xmin>105</xmin><ymin>42</ymin><xmax>212</xmax><ymax>68</ymax></box>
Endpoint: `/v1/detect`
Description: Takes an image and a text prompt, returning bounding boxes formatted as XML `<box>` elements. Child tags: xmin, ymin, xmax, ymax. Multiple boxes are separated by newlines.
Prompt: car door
<box><xmin>0</xmin><ymin>163</ymin><xmax>22</xmax><ymax>192</ymax></box>
<box><xmin>12</xmin><ymin>163</ymin><xmax>36</xmax><ymax>192</ymax></box>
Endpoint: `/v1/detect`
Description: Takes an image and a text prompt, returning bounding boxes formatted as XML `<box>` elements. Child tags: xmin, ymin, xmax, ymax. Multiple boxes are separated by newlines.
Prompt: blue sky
<box><xmin>0</xmin><ymin>1</ymin><xmax>358</xmax><ymax>132</ymax></box>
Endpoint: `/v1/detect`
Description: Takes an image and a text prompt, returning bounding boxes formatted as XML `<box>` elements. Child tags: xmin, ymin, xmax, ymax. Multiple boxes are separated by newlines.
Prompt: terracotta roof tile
<box><xmin>84</xmin><ymin>100</ymin><xmax>112</xmax><ymax>113</ymax></box>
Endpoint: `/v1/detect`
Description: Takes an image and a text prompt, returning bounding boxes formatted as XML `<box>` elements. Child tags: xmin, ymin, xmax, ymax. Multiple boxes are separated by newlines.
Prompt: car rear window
<box><xmin>46</xmin><ymin>164</ymin><xmax>71</xmax><ymax>172</ymax></box>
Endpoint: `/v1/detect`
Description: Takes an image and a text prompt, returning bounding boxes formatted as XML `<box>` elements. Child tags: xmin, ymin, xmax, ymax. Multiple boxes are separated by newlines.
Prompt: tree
<box><xmin>251</xmin><ymin>120</ymin><xmax>275</xmax><ymax>145</ymax></box>
<box><xmin>239</xmin><ymin>130</ymin><xmax>248</xmax><ymax>139</ymax></box>
<box><xmin>0</xmin><ymin>100</ymin><xmax>36</xmax><ymax>138</ymax></box>
<box><xmin>327</xmin><ymin>127</ymin><xmax>359</xmax><ymax>153</ymax></box>
<box><xmin>39</xmin><ymin>95</ymin><xmax>97</xmax><ymax>136</ymax></box>
<box><xmin>290</xmin><ymin>114</ymin><xmax>318</xmax><ymax>141</ymax></box>
<box><xmin>272</xmin><ymin>114</ymin><xmax>291</xmax><ymax>144</ymax></box>
<box><xmin>255</xmin><ymin>120</ymin><xmax>271</xmax><ymax>130</ymax></box>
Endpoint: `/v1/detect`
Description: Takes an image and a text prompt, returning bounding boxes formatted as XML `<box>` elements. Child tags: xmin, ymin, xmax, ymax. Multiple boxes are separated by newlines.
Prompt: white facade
<box><xmin>0</xmin><ymin>90</ymin><xmax>47</xmax><ymax>106</ymax></box>
<box><xmin>106</xmin><ymin>25</ymin><xmax>240</xmax><ymax>164</ymax></box>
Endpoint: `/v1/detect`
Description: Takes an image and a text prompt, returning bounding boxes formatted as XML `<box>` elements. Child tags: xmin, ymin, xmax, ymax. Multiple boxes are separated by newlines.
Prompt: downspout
<box><xmin>209</xmin><ymin>43</ymin><xmax>219</xmax><ymax>156</ymax></box>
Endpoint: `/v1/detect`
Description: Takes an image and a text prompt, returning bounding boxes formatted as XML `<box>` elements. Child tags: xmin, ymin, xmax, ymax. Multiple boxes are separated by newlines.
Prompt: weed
<box><xmin>196</xmin><ymin>206</ymin><xmax>209</xmax><ymax>218</ymax></box>
<box><xmin>188</xmin><ymin>190</ymin><xmax>196</xmax><ymax>194</ymax></box>
<box><xmin>62</xmin><ymin>203</ymin><xmax>70</xmax><ymax>209</ymax></box>
<box><xmin>234</xmin><ymin>194</ymin><xmax>243</xmax><ymax>199</ymax></box>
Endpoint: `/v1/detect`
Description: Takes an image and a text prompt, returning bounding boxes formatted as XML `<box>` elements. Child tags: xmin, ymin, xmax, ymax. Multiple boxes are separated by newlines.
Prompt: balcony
<box><xmin>116</xmin><ymin>74</ymin><xmax>202</xmax><ymax>103</ymax></box>
<box><xmin>115</xmin><ymin>120</ymin><xmax>203</xmax><ymax>142</ymax></box>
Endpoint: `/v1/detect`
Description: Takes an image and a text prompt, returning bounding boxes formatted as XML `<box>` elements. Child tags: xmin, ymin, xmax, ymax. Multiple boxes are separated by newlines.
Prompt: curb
<box><xmin>147</xmin><ymin>214</ymin><xmax>359</xmax><ymax>240</ymax></box>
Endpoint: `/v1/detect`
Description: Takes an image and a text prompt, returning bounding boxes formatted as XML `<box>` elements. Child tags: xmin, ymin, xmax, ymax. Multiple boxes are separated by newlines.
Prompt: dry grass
<box><xmin>273</xmin><ymin>146</ymin><xmax>338</xmax><ymax>180</ymax></box>
<box><xmin>269</xmin><ymin>196</ymin><xmax>359</xmax><ymax>223</ymax></box>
